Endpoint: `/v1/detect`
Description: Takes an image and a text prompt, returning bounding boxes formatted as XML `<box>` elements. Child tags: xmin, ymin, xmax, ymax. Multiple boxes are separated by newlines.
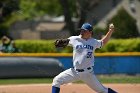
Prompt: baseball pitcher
<box><xmin>52</xmin><ymin>23</ymin><xmax>117</xmax><ymax>93</ymax></box>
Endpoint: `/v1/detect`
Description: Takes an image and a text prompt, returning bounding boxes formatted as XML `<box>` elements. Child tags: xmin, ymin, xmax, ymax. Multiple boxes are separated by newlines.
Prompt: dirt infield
<box><xmin>0</xmin><ymin>84</ymin><xmax>140</xmax><ymax>93</ymax></box>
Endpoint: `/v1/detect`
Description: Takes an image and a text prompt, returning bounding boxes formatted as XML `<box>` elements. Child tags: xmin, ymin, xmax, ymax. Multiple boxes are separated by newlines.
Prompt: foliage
<box><xmin>15</xmin><ymin>40</ymin><xmax>72</xmax><ymax>53</ymax></box>
<box><xmin>0</xmin><ymin>0</ymin><xmax>19</xmax><ymax>37</ymax></box>
<box><xmin>0</xmin><ymin>0</ymin><xmax>63</xmax><ymax>37</ymax></box>
<box><xmin>107</xmin><ymin>8</ymin><xmax>139</xmax><ymax>38</ymax></box>
<box><xmin>0</xmin><ymin>0</ymin><xmax>96</xmax><ymax>36</ymax></box>
<box><xmin>1</xmin><ymin>1</ymin><xmax>140</xmax><ymax>38</ymax></box>
<box><xmin>92</xmin><ymin>27</ymin><xmax>106</xmax><ymax>39</ymax></box>
<box><xmin>0</xmin><ymin>0</ymin><xmax>19</xmax><ymax>20</ymax></box>
<box><xmin>0</xmin><ymin>25</ymin><xmax>9</xmax><ymax>37</ymax></box>
<box><xmin>96</xmin><ymin>38</ymin><xmax>140</xmax><ymax>52</ymax></box>
<box><xmin>14</xmin><ymin>39</ymin><xmax>140</xmax><ymax>53</ymax></box>
<box><xmin>19</xmin><ymin>0</ymin><xmax>63</xmax><ymax>19</ymax></box>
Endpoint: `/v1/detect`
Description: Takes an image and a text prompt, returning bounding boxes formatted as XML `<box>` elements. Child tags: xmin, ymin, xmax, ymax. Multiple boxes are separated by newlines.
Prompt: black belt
<box><xmin>76</xmin><ymin>67</ymin><xmax>92</xmax><ymax>72</ymax></box>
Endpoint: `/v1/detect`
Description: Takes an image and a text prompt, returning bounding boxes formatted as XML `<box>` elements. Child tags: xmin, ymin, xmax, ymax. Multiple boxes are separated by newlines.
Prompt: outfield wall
<box><xmin>0</xmin><ymin>53</ymin><xmax>140</xmax><ymax>75</ymax></box>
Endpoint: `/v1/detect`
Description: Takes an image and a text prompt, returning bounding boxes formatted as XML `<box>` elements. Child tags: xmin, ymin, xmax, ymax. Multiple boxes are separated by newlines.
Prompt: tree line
<box><xmin>0</xmin><ymin>0</ymin><xmax>139</xmax><ymax>38</ymax></box>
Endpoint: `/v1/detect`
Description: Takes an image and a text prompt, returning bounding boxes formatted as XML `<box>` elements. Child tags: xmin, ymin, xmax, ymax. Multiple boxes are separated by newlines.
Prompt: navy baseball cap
<box><xmin>80</xmin><ymin>23</ymin><xmax>93</xmax><ymax>31</ymax></box>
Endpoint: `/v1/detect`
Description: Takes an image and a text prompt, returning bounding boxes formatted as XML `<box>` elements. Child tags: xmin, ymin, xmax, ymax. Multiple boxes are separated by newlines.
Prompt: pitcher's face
<box><xmin>81</xmin><ymin>30</ymin><xmax>92</xmax><ymax>39</ymax></box>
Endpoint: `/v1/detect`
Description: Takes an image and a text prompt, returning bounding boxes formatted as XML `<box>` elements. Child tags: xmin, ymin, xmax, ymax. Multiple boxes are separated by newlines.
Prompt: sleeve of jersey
<box><xmin>95</xmin><ymin>40</ymin><xmax>103</xmax><ymax>48</ymax></box>
<box><xmin>67</xmin><ymin>36</ymin><xmax>74</xmax><ymax>46</ymax></box>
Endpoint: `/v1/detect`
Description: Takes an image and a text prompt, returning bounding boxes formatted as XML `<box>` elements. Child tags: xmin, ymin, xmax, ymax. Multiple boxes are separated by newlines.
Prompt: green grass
<box><xmin>0</xmin><ymin>78</ymin><xmax>53</xmax><ymax>85</ymax></box>
<box><xmin>97</xmin><ymin>75</ymin><xmax>140</xmax><ymax>84</ymax></box>
<box><xmin>74</xmin><ymin>75</ymin><xmax>140</xmax><ymax>84</ymax></box>
<box><xmin>0</xmin><ymin>75</ymin><xmax>139</xmax><ymax>85</ymax></box>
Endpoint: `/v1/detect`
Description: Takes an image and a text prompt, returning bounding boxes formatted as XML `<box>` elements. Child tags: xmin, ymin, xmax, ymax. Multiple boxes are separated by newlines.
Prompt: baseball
<box><xmin>109</xmin><ymin>23</ymin><xmax>114</xmax><ymax>28</ymax></box>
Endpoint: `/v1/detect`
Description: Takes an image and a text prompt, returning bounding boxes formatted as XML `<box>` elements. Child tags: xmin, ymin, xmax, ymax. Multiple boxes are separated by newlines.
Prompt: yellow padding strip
<box><xmin>0</xmin><ymin>53</ymin><xmax>72</xmax><ymax>57</ymax></box>
<box><xmin>0</xmin><ymin>52</ymin><xmax>140</xmax><ymax>57</ymax></box>
<box><xmin>95</xmin><ymin>52</ymin><xmax>140</xmax><ymax>56</ymax></box>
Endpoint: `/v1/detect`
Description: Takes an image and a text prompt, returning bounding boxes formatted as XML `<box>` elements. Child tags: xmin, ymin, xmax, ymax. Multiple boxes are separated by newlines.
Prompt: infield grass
<box><xmin>0</xmin><ymin>75</ymin><xmax>139</xmax><ymax>85</ymax></box>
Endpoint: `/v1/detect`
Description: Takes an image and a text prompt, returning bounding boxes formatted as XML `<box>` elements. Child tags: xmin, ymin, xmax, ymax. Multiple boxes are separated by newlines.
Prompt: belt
<box><xmin>76</xmin><ymin>67</ymin><xmax>92</xmax><ymax>72</ymax></box>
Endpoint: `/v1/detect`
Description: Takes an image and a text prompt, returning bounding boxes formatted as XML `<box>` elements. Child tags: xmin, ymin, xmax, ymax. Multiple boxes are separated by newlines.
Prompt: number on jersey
<box><xmin>87</xmin><ymin>52</ymin><xmax>92</xmax><ymax>58</ymax></box>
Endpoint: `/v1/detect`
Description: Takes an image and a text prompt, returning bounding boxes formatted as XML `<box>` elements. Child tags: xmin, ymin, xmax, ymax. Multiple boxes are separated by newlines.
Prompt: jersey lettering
<box><xmin>76</xmin><ymin>45</ymin><xmax>93</xmax><ymax>50</ymax></box>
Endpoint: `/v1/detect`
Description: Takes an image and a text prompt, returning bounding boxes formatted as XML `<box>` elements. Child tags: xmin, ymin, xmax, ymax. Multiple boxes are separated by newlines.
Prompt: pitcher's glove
<box><xmin>54</xmin><ymin>39</ymin><xmax>70</xmax><ymax>48</ymax></box>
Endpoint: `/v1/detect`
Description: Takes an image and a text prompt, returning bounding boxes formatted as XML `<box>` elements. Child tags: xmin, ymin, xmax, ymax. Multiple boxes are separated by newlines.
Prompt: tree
<box><xmin>76</xmin><ymin>0</ymin><xmax>97</xmax><ymax>27</ymax></box>
<box><xmin>0</xmin><ymin>0</ymin><xmax>101</xmax><ymax>37</ymax></box>
<box><xmin>107</xmin><ymin>8</ymin><xmax>139</xmax><ymax>38</ymax></box>
<box><xmin>0</xmin><ymin>0</ymin><xmax>62</xmax><ymax>37</ymax></box>
<box><xmin>59</xmin><ymin>0</ymin><xmax>75</xmax><ymax>35</ymax></box>
<box><xmin>19</xmin><ymin>0</ymin><xmax>62</xmax><ymax>19</ymax></box>
<box><xmin>0</xmin><ymin>0</ymin><xmax>19</xmax><ymax>22</ymax></box>
<box><xmin>0</xmin><ymin>0</ymin><xmax>19</xmax><ymax>37</ymax></box>
<box><xmin>59</xmin><ymin>0</ymin><xmax>100</xmax><ymax>35</ymax></box>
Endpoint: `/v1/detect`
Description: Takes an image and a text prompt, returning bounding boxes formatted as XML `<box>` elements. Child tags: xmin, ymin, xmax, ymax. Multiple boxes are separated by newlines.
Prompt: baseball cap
<box><xmin>80</xmin><ymin>23</ymin><xmax>93</xmax><ymax>31</ymax></box>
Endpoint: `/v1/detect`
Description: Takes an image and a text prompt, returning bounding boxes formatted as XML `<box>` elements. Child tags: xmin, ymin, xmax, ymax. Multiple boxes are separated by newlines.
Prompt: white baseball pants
<box><xmin>52</xmin><ymin>67</ymin><xmax>108</xmax><ymax>93</ymax></box>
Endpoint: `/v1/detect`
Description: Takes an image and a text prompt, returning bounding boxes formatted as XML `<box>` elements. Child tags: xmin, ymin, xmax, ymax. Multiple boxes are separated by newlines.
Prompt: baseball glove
<box><xmin>54</xmin><ymin>39</ymin><xmax>69</xmax><ymax>48</ymax></box>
